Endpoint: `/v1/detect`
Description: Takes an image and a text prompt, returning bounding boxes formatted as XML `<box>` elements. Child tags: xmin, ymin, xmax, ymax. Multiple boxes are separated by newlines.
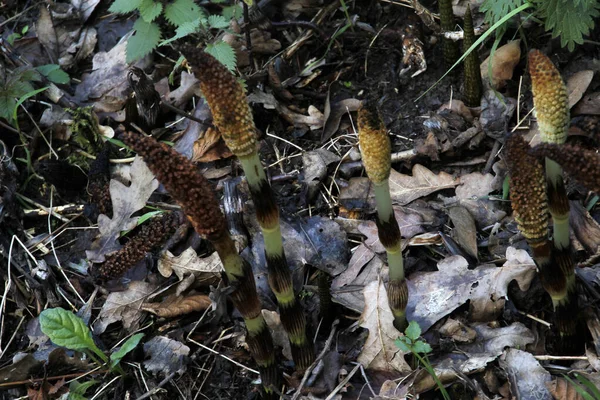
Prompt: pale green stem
<box><xmin>373</xmin><ymin>181</ymin><xmax>404</xmax><ymax>281</ymax></box>
<box><xmin>545</xmin><ymin>158</ymin><xmax>570</xmax><ymax>250</ymax></box>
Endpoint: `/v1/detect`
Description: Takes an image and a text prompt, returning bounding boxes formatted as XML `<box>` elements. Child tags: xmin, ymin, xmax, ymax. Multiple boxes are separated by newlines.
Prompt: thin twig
<box><xmin>135</xmin><ymin>373</ymin><xmax>177</xmax><ymax>400</ymax></box>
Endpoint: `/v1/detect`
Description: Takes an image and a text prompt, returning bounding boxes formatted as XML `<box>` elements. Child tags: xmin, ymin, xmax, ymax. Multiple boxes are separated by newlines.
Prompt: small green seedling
<box><xmin>395</xmin><ymin>321</ymin><xmax>450</xmax><ymax>400</ymax></box>
<box><xmin>39</xmin><ymin>307</ymin><xmax>144</xmax><ymax>373</ymax></box>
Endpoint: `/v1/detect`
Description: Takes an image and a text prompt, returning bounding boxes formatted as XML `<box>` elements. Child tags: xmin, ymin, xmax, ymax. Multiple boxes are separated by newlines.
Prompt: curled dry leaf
<box><xmin>387</xmin><ymin>165</ymin><xmax>459</xmax><ymax>205</ymax></box>
<box><xmin>546</xmin><ymin>377</ymin><xmax>585</xmax><ymax>400</ymax></box>
<box><xmin>86</xmin><ymin>156</ymin><xmax>159</xmax><ymax>263</ymax></box>
<box><xmin>566</xmin><ymin>70</ymin><xmax>594</xmax><ymax>108</ymax></box>
<box><xmin>357</xmin><ymin>279</ymin><xmax>411</xmax><ymax>373</ymax></box>
<box><xmin>480</xmin><ymin>40</ymin><xmax>521</xmax><ymax>90</ymax></box>
<box><xmin>142</xmin><ymin>294</ymin><xmax>211</xmax><ymax>318</ymax></box>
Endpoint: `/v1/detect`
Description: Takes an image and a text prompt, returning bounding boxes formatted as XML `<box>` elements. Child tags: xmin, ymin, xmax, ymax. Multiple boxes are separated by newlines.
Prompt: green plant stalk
<box><xmin>239</xmin><ymin>152</ymin><xmax>314</xmax><ymax>369</ymax></box>
<box><xmin>545</xmin><ymin>158</ymin><xmax>570</xmax><ymax>250</ymax></box>
<box><xmin>373</xmin><ymin>183</ymin><xmax>403</xmax><ymax>281</ymax></box>
<box><xmin>463</xmin><ymin>4</ymin><xmax>482</xmax><ymax>107</ymax></box>
<box><xmin>412</xmin><ymin>351</ymin><xmax>450</xmax><ymax>400</ymax></box>
<box><xmin>122</xmin><ymin>132</ymin><xmax>280</xmax><ymax>394</ymax></box>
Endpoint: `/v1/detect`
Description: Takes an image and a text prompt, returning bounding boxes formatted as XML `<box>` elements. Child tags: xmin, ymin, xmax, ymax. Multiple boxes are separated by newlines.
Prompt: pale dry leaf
<box><xmin>94</xmin><ymin>281</ymin><xmax>157</xmax><ymax>334</ymax></box>
<box><xmin>406</xmin><ymin>247</ymin><xmax>536</xmax><ymax>332</ymax></box>
<box><xmin>71</xmin><ymin>0</ymin><xmax>102</xmax><ymax>22</ymax></box>
<box><xmin>573</xmin><ymin>91</ymin><xmax>600</xmax><ymax>116</ymax></box>
<box><xmin>386</xmin><ymin>164</ymin><xmax>459</xmax><ymax>205</ymax></box>
<box><xmin>262</xmin><ymin>310</ymin><xmax>292</xmax><ymax>361</ymax></box>
<box><xmin>331</xmin><ymin>243</ymin><xmax>375</xmax><ymax>288</ymax></box>
<box><xmin>480</xmin><ymin>40</ymin><xmax>521</xmax><ymax>89</ymax></box>
<box><xmin>567</xmin><ymin>70</ymin><xmax>594</xmax><ymax>108</ymax></box>
<box><xmin>412</xmin><ymin>322</ymin><xmax>535</xmax><ymax>393</ymax></box>
<box><xmin>158</xmin><ymin>247</ymin><xmax>222</xmax><ymax>282</ymax></box>
<box><xmin>142</xmin><ymin>294</ymin><xmax>211</xmax><ymax>318</ymax></box>
<box><xmin>87</xmin><ymin>156</ymin><xmax>158</xmax><ymax>263</ymax></box>
<box><xmin>500</xmin><ymin>348</ymin><xmax>551</xmax><ymax>400</ymax></box>
<box><xmin>448</xmin><ymin>206</ymin><xmax>478</xmax><ymax>260</ymax></box>
<box><xmin>357</xmin><ymin>279</ymin><xmax>411</xmax><ymax>373</ymax></box>
<box><xmin>144</xmin><ymin>336</ymin><xmax>190</xmax><ymax>375</ymax></box>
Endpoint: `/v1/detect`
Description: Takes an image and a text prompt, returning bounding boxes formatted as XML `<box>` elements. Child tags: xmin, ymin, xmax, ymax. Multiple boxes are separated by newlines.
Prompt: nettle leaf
<box><xmin>404</xmin><ymin>321</ymin><xmax>421</xmax><ymax>341</ymax></box>
<box><xmin>159</xmin><ymin>19</ymin><xmax>202</xmax><ymax>46</ymax></box>
<box><xmin>394</xmin><ymin>337</ymin><xmax>411</xmax><ymax>352</ymax></box>
<box><xmin>411</xmin><ymin>340</ymin><xmax>432</xmax><ymax>354</ymax></box>
<box><xmin>222</xmin><ymin>4</ymin><xmax>242</xmax><ymax>20</ymax></box>
<box><xmin>535</xmin><ymin>0</ymin><xmax>599</xmax><ymax>51</ymax></box>
<box><xmin>36</xmin><ymin>64</ymin><xmax>70</xmax><ymax>84</ymax></box>
<box><xmin>208</xmin><ymin>14</ymin><xmax>229</xmax><ymax>29</ymax></box>
<box><xmin>164</xmin><ymin>0</ymin><xmax>204</xmax><ymax>26</ymax></box>
<box><xmin>110</xmin><ymin>333</ymin><xmax>144</xmax><ymax>370</ymax></box>
<box><xmin>127</xmin><ymin>19</ymin><xmax>161</xmax><ymax>63</ymax></box>
<box><xmin>109</xmin><ymin>0</ymin><xmax>144</xmax><ymax>14</ymax></box>
<box><xmin>480</xmin><ymin>0</ymin><xmax>526</xmax><ymax>33</ymax></box>
<box><xmin>205</xmin><ymin>41</ymin><xmax>236</xmax><ymax>71</ymax></box>
<box><xmin>39</xmin><ymin>308</ymin><xmax>107</xmax><ymax>362</ymax></box>
<box><xmin>139</xmin><ymin>0</ymin><xmax>163</xmax><ymax>22</ymax></box>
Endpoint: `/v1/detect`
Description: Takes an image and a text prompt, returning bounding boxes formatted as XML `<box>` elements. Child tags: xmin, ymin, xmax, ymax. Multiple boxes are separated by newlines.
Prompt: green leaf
<box><xmin>221</xmin><ymin>4</ymin><xmax>242</xmax><ymax>20</ymax></box>
<box><xmin>208</xmin><ymin>15</ymin><xmax>230</xmax><ymax>29</ymax></box>
<box><xmin>205</xmin><ymin>41</ymin><xmax>236</xmax><ymax>71</ymax></box>
<box><xmin>394</xmin><ymin>337</ymin><xmax>411</xmax><ymax>352</ymax></box>
<box><xmin>159</xmin><ymin>19</ymin><xmax>201</xmax><ymax>46</ymax></box>
<box><xmin>109</xmin><ymin>0</ymin><xmax>144</xmax><ymax>14</ymax></box>
<box><xmin>39</xmin><ymin>308</ymin><xmax>107</xmax><ymax>362</ymax></box>
<box><xmin>110</xmin><ymin>333</ymin><xmax>144</xmax><ymax>370</ymax></box>
<box><xmin>127</xmin><ymin>19</ymin><xmax>161</xmax><ymax>63</ymax></box>
<box><xmin>36</xmin><ymin>64</ymin><xmax>70</xmax><ymax>84</ymax></box>
<box><xmin>535</xmin><ymin>0</ymin><xmax>599</xmax><ymax>51</ymax></box>
<box><xmin>405</xmin><ymin>321</ymin><xmax>421</xmax><ymax>341</ymax></box>
<box><xmin>138</xmin><ymin>0</ymin><xmax>163</xmax><ymax>22</ymax></box>
<box><xmin>164</xmin><ymin>0</ymin><xmax>204</xmax><ymax>26</ymax></box>
<box><xmin>12</xmin><ymin>86</ymin><xmax>48</xmax><ymax>124</ymax></box>
<box><xmin>0</xmin><ymin>96</ymin><xmax>16</xmax><ymax>121</ymax></box>
<box><xmin>480</xmin><ymin>0</ymin><xmax>526</xmax><ymax>35</ymax></box>
<box><xmin>411</xmin><ymin>340</ymin><xmax>432</xmax><ymax>354</ymax></box>
<box><xmin>69</xmin><ymin>380</ymin><xmax>98</xmax><ymax>396</ymax></box>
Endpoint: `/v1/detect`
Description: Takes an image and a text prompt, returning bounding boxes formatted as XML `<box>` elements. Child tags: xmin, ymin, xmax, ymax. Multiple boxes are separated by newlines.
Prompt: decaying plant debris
<box><xmin>2</xmin><ymin>0</ymin><xmax>600</xmax><ymax>399</ymax></box>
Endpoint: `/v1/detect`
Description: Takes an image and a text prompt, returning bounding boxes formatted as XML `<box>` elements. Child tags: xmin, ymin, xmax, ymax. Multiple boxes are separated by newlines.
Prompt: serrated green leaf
<box><xmin>36</xmin><ymin>64</ymin><xmax>70</xmax><ymax>84</ymax></box>
<box><xmin>0</xmin><ymin>96</ymin><xmax>16</xmax><ymax>121</ymax></box>
<box><xmin>480</xmin><ymin>0</ymin><xmax>526</xmax><ymax>35</ymax></box>
<box><xmin>394</xmin><ymin>337</ymin><xmax>411</xmax><ymax>352</ymax></box>
<box><xmin>159</xmin><ymin>19</ymin><xmax>201</xmax><ymax>46</ymax></box>
<box><xmin>164</xmin><ymin>0</ymin><xmax>204</xmax><ymax>26</ymax></box>
<box><xmin>127</xmin><ymin>19</ymin><xmax>161</xmax><ymax>63</ymax></box>
<box><xmin>109</xmin><ymin>0</ymin><xmax>144</xmax><ymax>14</ymax></box>
<box><xmin>205</xmin><ymin>41</ymin><xmax>236</xmax><ymax>71</ymax></box>
<box><xmin>222</xmin><ymin>4</ymin><xmax>242</xmax><ymax>20</ymax></box>
<box><xmin>39</xmin><ymin>308</ymin><xmax>107</xmax><ymax>362</ymax></box>
<box><xmin>139</xmin><ymin>0</ymin><xmax>163</xmax><ymax>22</ymax></box>
<box><xmin>110</xmin><ymin>333</ymin><xmax>144</xmax><ymax>370</ymax></box>
<box><xmin>208</xmin><ymin>14</ymin><xmax>230</xmax><ymax>29</ymax></box>
<box><xmin>405</xmin><ymin>321</ymin><xmax>421</xmax><ymax>341</ymax></box>
<box><xmin>535</xmin><ymin>0</ymin><xmax>599</xmax><ymax>51</ymax></box>
<box><xmin>411</xmin><ymin>340</ymin><xmax>432</xmax><ymax>354</ymax></box>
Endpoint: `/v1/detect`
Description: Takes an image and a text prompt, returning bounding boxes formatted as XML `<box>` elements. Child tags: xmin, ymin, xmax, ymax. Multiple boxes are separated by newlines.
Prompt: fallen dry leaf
<box><xmin>500</xmin><ymin>348</ymin><xmax>551</xmax><ymax>399</ymax></box>
<box><xmin>87</xmin><ymin>156</ymin><xmax>158</xmax><ymax>263</ymax></box>
<box><xmin>357</xmin><ymin>279</ymin><xmax>411</xmax><ymax>373</ymax></box>
<box><xmin>546</xmin><ymin>377</ymin><xmax>585</xmax><ymax>400</ymax></box>
<box><xmin>144</xmin><ymin>336</ymin><xmax>190</xmax><ymax>375</ymax></box>
<box><xmin>262</xmin><ymin>310</ymin><xmax>292</xmax><ymax>361</ymax></box>
<box><xmin>411</xmin><ymin>322</ymin><xmax>535</xmax><ymax>393</ymax></box>
<box><xmin>406</xmin><ymin>247</ymin><xmax>536</xmax><ymax>332</ymax></box>
<box><xmin>573</xmin><ymin>91</ymin><xmax>600</xmax><ymax>116</ymax></box>
<box><xmin>94</xmin><ymin>281</ymin><xmax>157</xmax><ymax>334</ymax></box>
<box><xmin>448</xmin><ymin>205</ymin><xmax>478</xmax><ymax>260</ymax></box>
<box><xmin>387</xmin><ymin>164</ymin><xmax>459</xmax><ymax>205</ymax></box>
<box><xmin>567</xmin><ymin>70</ymin><xmax>594</xmax><ymax>108</ymax></box>
<box><xmin>158</xmin><ymin>247</ymin><xmax>222</xmax><ymax>284</ymax></box>
<box><xmin>142</xmin><ymin>294</ymin><xmax>211</xmax><ymax>318</ymax></box>
<box><xmin>481</xmin><ymin>40</ymin><xmax>521</xmax><ymax>89</ymax></box>
<box><xmin>191</xmin><ymin>127</ymin><xmax>232</xmax><ymax>162</ymax></box>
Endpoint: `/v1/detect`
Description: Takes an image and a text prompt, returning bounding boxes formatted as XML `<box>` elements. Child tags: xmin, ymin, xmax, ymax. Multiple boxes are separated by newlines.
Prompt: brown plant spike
<box><xmin>99</xmin><ymin>212</ymin><xmax>179</xmax><ymax>279</ymax></box>
<box><xmin>182</xmin><ymin>46</ymin><xmax>257</xmax><ymax>157</ymax></box>
<box><xmin>531</xmin><ymin>143</ymin><xmax>600</xmax><ymax>195</ymax></box>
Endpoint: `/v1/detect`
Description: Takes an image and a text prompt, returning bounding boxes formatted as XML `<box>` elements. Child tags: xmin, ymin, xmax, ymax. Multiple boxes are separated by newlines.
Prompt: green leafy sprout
<box><xmin>109</xmin><ymin>0</ymin><xmax>240</xmax><ymax>69</ymax></box>
<box><xmin>395</xmin><ymin>321</ymin><xmax>450</xmax><ymax>400</ymax></box>
<box><xmin>39</xmin><ymin>308</ymin><xmax>144</xmax><ymax>374</ymax></box>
